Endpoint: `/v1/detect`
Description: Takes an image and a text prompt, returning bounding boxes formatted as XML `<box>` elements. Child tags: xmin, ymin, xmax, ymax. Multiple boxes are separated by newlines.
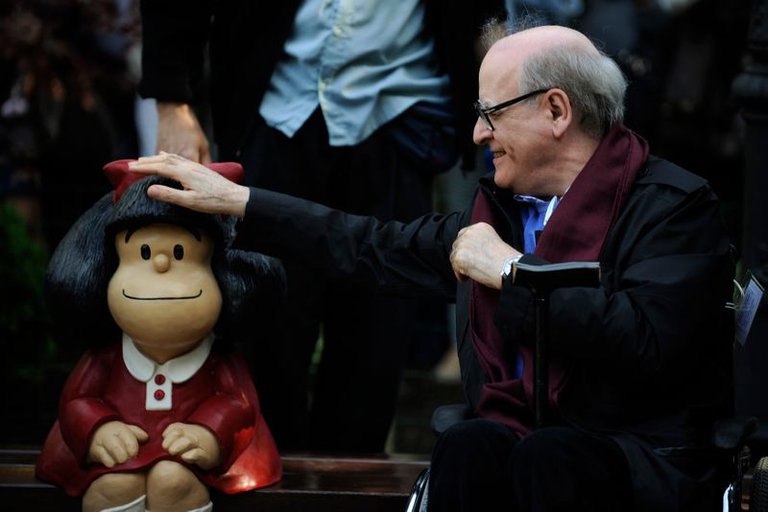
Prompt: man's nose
<box><xmin>473</xmin><ymin>117</ymin><xmax>492</xmax><ymax>145</ymax></box>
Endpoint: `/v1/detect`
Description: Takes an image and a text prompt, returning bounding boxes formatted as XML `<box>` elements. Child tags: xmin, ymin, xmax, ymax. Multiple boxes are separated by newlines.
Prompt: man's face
<box><xmin>473</xmin><ymin>48</ymin><xmax>553</xmax><ymax>196</ymax></box>
<box><xmin>107</xmin><ymin>223</ymin><xmax>222</xmax><ymax>357</ymax></box>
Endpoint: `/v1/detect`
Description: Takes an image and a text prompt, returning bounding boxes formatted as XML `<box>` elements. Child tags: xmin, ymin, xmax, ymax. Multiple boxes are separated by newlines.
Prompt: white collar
<box><xmin>513</xmin><ymin>194</ymin><xmax>560</xmax><ymax>227</ymax></box>
<box><xmin>122</xmin><ymin>332</ymin><xmax>214</xmax><ymax>384</ymax></box>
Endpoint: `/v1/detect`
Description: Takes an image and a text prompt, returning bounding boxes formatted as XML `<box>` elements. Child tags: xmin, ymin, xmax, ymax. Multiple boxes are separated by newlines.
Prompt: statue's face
<box><xmin>107</xmin><ymin>223</ymin><xmax>222</xmax><ymax>359</ymax></box>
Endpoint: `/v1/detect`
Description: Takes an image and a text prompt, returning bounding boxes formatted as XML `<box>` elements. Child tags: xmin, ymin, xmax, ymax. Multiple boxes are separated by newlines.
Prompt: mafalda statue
<box><xmin>36</xmin><ymin>160</ymin><xmax>283</xmax><ymax>512</ymax></box>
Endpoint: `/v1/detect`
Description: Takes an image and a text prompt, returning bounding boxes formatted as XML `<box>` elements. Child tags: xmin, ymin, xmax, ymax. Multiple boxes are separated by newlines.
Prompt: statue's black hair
<box><xmin>45</xmin><ymin>175</ymin><xmax>285</xmax><ymax>348</ymax></box>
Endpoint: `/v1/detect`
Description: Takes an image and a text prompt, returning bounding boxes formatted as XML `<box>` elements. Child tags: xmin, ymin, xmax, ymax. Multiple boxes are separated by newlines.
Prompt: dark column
<box><xmin>733</xmin><ymin>0</ymin><xmax>768</xmax><ymax>272</ymax></box>
<box><xmin>732</xmin><ymin>0</ymin><xmax>768</xmax><ymax>422</ymax></box>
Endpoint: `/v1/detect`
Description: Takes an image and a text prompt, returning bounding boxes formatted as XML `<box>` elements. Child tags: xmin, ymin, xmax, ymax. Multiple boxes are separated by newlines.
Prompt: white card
<box><xmin>736</xmin><ymin>274</ymin><xmax>765</xmax><ymax>347</ymax></box>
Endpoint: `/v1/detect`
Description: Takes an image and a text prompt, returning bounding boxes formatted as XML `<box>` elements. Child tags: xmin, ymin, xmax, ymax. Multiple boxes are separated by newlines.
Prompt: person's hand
<box><xmin>156</xmin><ymin>102</ymin><xmax>211</xmax><ymax>164</ymax></box>
<box><xmin>88</xmin><ymin>421</ymin><xmax>149</xmax><ymax>468</ymax></box>
<box><xmin>450</xmin><ymin>222</ymin><xmax>521</xmax><ymax>290</ymax></box>
<box><xmin>162</xmin><ymin>422</ymin><xmax>221</xmax><ymax>470</ymax></box>
<box><xmin>128</xmin><ymin>152</ymin><xmax>250</xmax><ymax>217</ymax></box>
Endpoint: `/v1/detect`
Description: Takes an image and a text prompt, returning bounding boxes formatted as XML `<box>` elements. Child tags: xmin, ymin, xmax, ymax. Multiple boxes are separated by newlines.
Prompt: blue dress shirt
<box><xmin>514</xmin><ymin>194</ymin><xmax>560</xmax><ymax>253</ymax></box>
<box><xmin>259</xmin><ymin>0</ymin><xmax>451</xmax><ymax>146</ymax></box>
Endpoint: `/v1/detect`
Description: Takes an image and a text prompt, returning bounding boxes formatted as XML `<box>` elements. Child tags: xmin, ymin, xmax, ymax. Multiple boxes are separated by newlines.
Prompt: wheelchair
<box><xmin>721</xmin><ymin>267</ymin><xmax>768</xmax><ymax>511</ymax></box>
<box><xmin>406</xmin><ymin>264</ymin><xmax>768</xmax><ymax>512</ymax></box>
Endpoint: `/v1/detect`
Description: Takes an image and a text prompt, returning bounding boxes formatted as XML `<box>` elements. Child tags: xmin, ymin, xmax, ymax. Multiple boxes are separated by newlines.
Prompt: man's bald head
<box><xmin>489</xmin><ymin>25</ymin><xmax>599</xmax><ymax>62</ymax></box>
<box><xmin>479</xmin><ymin>21</ymin><xmax>627</xmax><ymax>139</ymax></box>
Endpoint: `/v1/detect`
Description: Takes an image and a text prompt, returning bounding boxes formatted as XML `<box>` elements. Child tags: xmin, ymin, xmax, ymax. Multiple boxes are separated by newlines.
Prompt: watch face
<box><xmin>502</xmin><ymin>256</ymin><xmax>520</xmax><ymax>278</ymax></box>
<box><xmin>503</xmin><ymin>258</ymin><xmax>515</xmax><ymax>278</ymax></box>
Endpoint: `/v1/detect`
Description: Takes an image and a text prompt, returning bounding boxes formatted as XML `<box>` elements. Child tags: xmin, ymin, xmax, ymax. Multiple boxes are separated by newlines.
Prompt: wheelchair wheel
<box><xmin>405</xmin><ymin>467</ymin><xmax>430</xmax><ymax>512</ymax></box>
<box><xmin>752</xmin><ymin>457</ymin><xmax>768</xmax><ymax>511</ymax></box>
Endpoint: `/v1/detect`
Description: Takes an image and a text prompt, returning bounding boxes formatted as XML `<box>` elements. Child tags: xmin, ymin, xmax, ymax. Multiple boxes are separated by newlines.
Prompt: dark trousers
<box><xmin>236</xmin><ymin>108</ymin><xmax>446</xmax><ymax>452</ymax></box>
<box><xmin>428</xmin><ymin>419</ymin><xmax>633</xmax><ymax>512</ymax></box>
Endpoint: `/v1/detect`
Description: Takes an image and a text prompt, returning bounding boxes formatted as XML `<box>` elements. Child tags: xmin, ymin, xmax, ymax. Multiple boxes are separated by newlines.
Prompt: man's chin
<box><xmin>492</xmin><ymin>169</ymin><xmax>513</xmax><ymax>190</ymax></box>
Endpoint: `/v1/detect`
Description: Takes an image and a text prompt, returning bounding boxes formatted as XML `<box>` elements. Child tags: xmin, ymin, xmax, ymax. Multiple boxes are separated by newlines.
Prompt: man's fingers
<box><xmin>130</xmin><ymin>152</ymin><xmax>187</xmax><ymax>174</ymax></box>
<box><xmin>146</xmin><ymin>184</ymin><xmax>187</xmax><ymax>204</ymax></box>
<box><xmin>130</xmin><ymin>153</ymin><xmax>216</xmax><ymax>183</ymax></box>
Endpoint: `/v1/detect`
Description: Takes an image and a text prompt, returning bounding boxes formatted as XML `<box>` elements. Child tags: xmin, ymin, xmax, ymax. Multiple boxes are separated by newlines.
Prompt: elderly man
<box><xmin>130</xmin><ymin>22</ymin><xmax>734</xmax><ymax>512</ymax></box>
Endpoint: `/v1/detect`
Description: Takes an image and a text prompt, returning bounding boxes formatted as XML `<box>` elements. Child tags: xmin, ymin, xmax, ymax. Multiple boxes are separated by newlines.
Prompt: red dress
<box><xmin>35</xmin><ymin>336</ymin><xmax>282</xmax><ymax>496</ymax></box>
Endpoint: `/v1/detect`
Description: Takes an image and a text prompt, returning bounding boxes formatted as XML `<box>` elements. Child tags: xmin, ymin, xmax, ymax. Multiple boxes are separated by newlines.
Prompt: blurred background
<box><xmin>0</xmin><ymin>0</ymin><xmax>753</xmax><ymax>455</ymax></box>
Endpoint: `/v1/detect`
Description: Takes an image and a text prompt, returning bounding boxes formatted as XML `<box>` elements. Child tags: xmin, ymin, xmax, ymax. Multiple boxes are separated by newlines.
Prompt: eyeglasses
<box><xmin>474</xmin><ymin>89</ymin><xmax>552</xmax><ymax>131</ymax></box>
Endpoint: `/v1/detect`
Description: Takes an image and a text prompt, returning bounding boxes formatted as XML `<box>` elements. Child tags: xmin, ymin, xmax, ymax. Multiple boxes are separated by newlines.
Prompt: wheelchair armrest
<box><xmin>513</xmin><ymin>261</ymin><xmax>601</xmax><ymax>294</ymax></box>
<box><xmin>431</xmin><ymin>404</ymin><xmax>474</xmax><ymax>434</ymax></box>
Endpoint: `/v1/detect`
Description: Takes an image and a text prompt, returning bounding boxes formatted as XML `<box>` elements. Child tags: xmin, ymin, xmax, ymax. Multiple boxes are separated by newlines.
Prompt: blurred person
<box><xmin>138</xmin><ymin>0</ymin><xmax>505</xmax><ymax>453</ymax></box>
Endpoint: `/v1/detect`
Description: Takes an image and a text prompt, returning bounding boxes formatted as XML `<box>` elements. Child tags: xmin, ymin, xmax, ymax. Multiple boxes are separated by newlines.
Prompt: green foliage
<box><xmin>0</xmin><ymin>200</ymin><xmax>55</xmax><ymax>381</ymax></box>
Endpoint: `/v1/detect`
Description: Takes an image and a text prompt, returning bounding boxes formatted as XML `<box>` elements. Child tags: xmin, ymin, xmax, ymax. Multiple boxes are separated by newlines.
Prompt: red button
<box><xmin>154</xmin><ymin>389</ymin><xmax>165</xmax><ymax>400</ymax></box>
<box><xmin>154</xmin><ymin>374</ymin><xmax>166</xmax><ymax>385</ymax></box>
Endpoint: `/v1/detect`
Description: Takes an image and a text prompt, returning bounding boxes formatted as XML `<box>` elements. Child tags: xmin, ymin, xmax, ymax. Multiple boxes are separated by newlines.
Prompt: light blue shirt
<box><xmin>514</xmin><ymin>194</ymin><xmax>560</xmax><ymax>253</ymax></box>
<box><xmin>259</xmin><ymin>0</ymin><xmax>451</xmax><ymax>146</ymax></box>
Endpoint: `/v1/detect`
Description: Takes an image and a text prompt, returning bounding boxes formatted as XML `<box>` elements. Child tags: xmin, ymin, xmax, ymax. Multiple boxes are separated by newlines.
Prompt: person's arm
<box><xmin>129</xmin><ymin>153</ymin><xmax>461</xmax><ymax>298</ymax></box>
<box><xmin>236</xmin><ymin>186</ymin><xmax>461</xmax><ymax>298</ymax></box>
<box><xmin>139</xmin><ymin>0</ymin><xmax>211</xmax><ymax>103</ymax></box>
<box><xmin>138</xmin><ymin>0</ymin><xmax>213</xmax><ymax>162</ymax></box>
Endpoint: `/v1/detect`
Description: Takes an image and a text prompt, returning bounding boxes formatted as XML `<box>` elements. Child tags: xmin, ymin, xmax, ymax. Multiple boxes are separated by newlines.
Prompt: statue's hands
<box><xmin>88</xmin><ymin>421</ymin><xmax>149</xmax><ymax>468</ymax></box>
<box><xmin>162</xmin><ymin>422</ymin><xmax>221</xmax><ymax>470</ymax></box>
<box><xmin>450</xmin><ymin>222</ymin><xmax>521</xmax><ymax>290</ymax></box>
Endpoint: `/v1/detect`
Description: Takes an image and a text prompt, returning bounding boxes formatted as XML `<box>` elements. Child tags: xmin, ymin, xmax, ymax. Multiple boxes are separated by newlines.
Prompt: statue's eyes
<box><xmin>173</xmin><ymin>244</ymin><xmax>184</xmax><ymax>260</ymax></box>
<box><xmin>141</xmin><ymin>244</ymin><xmax>151</xmax><ymax>260</ymax></box>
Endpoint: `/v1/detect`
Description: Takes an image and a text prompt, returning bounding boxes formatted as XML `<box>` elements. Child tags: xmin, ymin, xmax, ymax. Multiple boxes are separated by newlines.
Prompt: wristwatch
<box><xmin>500</xmin><ymin>254</ymin><xmax>522</xmax><ymax>283</ymax></box>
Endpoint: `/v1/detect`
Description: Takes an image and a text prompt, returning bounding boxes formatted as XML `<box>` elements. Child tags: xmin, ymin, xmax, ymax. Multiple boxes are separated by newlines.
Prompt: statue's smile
<box><xmin>122</xmin><ymin>289</ymin><xmax>203</xmax><ymax>300</ymax></box>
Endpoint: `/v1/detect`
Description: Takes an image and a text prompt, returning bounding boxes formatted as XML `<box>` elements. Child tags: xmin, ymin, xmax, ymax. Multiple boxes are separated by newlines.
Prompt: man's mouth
<box><xmin>122</xmin><ymin>289</ymin><xmax>203</xmax><ymax>300</ymax></box>
<box><xmin>492</xmin><ymin>150</ymin><xmax>505</xmax><ymax>159</ymax></box>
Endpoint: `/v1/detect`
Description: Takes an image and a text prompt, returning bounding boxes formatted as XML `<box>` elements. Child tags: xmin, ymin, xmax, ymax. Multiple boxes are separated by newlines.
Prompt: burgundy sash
<box><xmin>468</xmin><ymin>125</ymin><xmax>649</xmax><ymax>435</ymax></box>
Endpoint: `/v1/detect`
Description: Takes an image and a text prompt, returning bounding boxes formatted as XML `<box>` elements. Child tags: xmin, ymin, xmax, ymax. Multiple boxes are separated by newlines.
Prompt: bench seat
<box><xmin>0</xmin><ymin>448</ymin><xmax>428</xmax><ymax>512</ymax></box>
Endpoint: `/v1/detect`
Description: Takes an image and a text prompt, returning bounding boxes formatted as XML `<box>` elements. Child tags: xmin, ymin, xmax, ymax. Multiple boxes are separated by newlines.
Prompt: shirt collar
<box><xmin>514</xmin><ymin>194</ymin><xmax>560</xmax><ymax>224</ymax></box>
<box><xmin>513</xmin><ymin>193</ymin><xmax>552</xmax><ymax>206</ymax></box>
<box><xmin>122</xmin><ymin>332</ymin><xmax>214</xmax><ymax>384</ymax></box>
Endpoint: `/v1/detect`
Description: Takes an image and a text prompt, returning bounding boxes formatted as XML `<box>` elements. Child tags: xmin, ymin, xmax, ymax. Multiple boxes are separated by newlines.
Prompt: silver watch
<box><xmin>501</xmin><ymin>255</ymin><xmax>522</xmax><ymax>280</ymax></box>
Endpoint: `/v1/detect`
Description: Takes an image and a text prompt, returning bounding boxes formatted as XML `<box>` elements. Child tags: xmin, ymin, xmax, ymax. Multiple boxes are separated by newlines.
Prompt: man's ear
<box><xmin>546</xmin><ymin>89</ymin><xmax>572</xmax><ymax>138</ymax></box>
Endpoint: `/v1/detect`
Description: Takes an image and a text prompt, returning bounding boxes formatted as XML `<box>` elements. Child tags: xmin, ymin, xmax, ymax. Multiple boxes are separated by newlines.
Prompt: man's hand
<box><xmin>156</xmin><ymin>102</ymin><xmax>211</xmax><ymax>164</ymax></box>
<box><xmin>129</xmin><ymin>152</ymin><xmax>250</xmax><ymax>217</ymax></box>
<box><xmin>450</xmin><ymin>222</ymin><xmax>521</xmax><ymax>290</ymax></box>
<box><xmin>162</xmin><ymin>423</ymin><xmax>221</xmax><ymax>470</ymax></box>
<box><xmin>88</xmin><ymin>421</ymin><xmax>149</xmax><ymax>468</ymax></box>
